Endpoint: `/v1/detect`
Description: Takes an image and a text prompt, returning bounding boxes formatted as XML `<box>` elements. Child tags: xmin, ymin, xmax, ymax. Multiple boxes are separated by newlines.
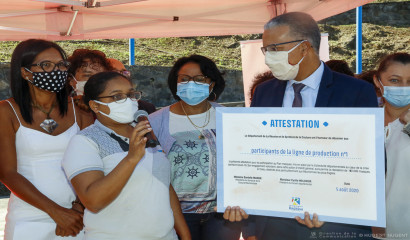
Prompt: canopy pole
<box><xmin>129</xmin><ymin>38</ymin><xmax>135</xmax><ymax>66</ymax></box>
<box><xmin>66</xmin><ymin>9</ymin><xmax>78</xmax><ymax>36</ymax></box>
<box><xmin>356</xmin><ymin>6</ymin><xmax>362</xmax><ymax>74</ymax></box>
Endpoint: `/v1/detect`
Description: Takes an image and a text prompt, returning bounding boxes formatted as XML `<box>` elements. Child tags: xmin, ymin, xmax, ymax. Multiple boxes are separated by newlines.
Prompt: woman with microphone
<box><xmin>62</xmin><ymin>71</ymin><xmax>190</xmax><ymax>239</ymax></box>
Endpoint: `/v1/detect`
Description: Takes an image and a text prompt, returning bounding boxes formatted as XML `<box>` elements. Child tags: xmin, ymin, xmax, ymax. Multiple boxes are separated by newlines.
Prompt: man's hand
<box><xmin>222</xmin><ymin>206</ymin><xmax>249</xmax><ymax>222</ymax></box>
<box><xmin>295</xmin><ymin>212</ymin><xmax>324</xmax><ymax>228</ymax></box>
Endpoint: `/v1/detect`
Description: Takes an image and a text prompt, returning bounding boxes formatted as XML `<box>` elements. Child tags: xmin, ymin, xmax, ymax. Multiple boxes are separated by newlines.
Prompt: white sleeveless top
<box><xmin>4</xmin><ymin>100</ymin><xmax>82</xmax><ymax>240</ymax></box>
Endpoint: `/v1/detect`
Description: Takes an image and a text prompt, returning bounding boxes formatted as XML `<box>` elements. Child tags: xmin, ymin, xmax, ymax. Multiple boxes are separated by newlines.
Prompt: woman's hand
<box><xmin>50</xmin><ymin>206</ymin><xmax>83</xmax><ymax>236</ymax></box>
<box><xmin>55</xmin><ymin>225</ymin><xmax>69</xmax><ymax>237</ymax></box>
<box><xmin>222</xmin><ymin>206</ymin><xmax>249</xmax><ymax>222</ymax></box>
<box><xmin>55</xmin><ymin>224</ymin><xmax>83</xmax><ymax>237</ymax></box>
<box><xmin>295</xmin><ymin>212</ymin><xmax>324</xmax><ymax>228</ymax></box>
<box><xmin>127</xmin><ymin>120</ymin><xmax>151</xmax><ymax>164</ymax></box>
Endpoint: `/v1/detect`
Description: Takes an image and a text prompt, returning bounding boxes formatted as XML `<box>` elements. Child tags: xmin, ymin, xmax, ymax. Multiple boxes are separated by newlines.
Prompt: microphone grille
<box><xmin>134</xmin><ymin>110</ymin><xmax>149</xmax><ymax>122</ymax></box>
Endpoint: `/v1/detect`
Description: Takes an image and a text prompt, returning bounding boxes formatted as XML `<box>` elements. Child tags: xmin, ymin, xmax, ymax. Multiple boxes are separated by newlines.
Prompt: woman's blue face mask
<box><xmin>379</xmin><ymin>79</ymin><xmax>410</xmax><ymax>108</ymax></box>
<box><xmin>177</xmin><ymin>82</ymin><xmax>211</xmax><ymax>106</ymax></box>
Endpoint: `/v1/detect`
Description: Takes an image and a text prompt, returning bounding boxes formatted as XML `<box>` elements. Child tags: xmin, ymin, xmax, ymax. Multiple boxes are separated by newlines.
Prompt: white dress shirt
<box><xmin>282</xmin><ymin>61</ymin><xmax>324</xmax><ymax>108</ymax></box>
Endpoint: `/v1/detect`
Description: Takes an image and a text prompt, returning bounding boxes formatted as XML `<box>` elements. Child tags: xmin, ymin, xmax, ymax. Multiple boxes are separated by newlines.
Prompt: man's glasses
<box><xmin>261</xmin><ymin>39</ymin><xmax>305</xmax><ymax>55</ymax></box>
<box><xmin>98</xmin><ymin>91</ymin><xmax>142</xmax><ymax>103</ymax></box>
<box><xmin>27</xmin><ymin>61</ymin><xmax>70</xmax><ymax>73</ymax></box>
<box><xmin>177</xmin><ymin>74</ymin><xmax>209</xmax><ymax>85</ymax></box>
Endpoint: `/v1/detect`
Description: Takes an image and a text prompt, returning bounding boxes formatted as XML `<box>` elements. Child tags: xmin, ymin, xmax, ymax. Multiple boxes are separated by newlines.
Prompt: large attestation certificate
<box><xmin>216</xmin><ymin>107</ymin><xmax>385</xmax><ymax>227</ymax></box>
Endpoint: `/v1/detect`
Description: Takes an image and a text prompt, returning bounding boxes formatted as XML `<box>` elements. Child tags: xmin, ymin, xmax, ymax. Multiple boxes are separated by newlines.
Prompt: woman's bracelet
<box><xmin>72</xmin><ymin>200</ymin><xmax>84</xmax><ymax>207</ymax></box>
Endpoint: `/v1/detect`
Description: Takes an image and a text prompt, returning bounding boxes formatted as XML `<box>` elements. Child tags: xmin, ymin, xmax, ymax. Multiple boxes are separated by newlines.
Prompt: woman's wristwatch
<box><xmin>403</xmin><ymin>122</ymin><xmax>410</xmax><ymax>137</ymax></box>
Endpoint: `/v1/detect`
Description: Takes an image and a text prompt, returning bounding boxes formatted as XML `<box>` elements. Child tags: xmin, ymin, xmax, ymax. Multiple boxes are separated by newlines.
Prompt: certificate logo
<box><xmin>292</xmin><ymin>197</ymin><xmax>300</xmax><ymax>205</ymax></box>
<box><xmin>289</xmin><ymin>197</ymin><xmax>303</xmax><ymax>211</ymax></box>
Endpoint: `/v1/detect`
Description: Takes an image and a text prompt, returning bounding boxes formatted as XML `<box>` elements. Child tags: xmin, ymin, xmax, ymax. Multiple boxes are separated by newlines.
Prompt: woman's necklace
<box><xmin>32</xmin><ymin>101</ymin><xmax>58</xmax><ymax>133</ymax></box>
<box><xmin>180</xmin><ymin>101</ymin><xmax>211</xmax><ymax>140</ymax></box>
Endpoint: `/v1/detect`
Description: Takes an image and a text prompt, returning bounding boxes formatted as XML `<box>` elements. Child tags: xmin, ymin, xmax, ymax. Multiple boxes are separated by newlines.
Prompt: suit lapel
<box><xmin>315</xmin><ymin>65</ymin><xmax>333</xmax><ymax>107</ymax></box>
<box><xmin>271</xmin><ymin>79</ymin><xmax>287</xmax><ymax>107</ymax></box>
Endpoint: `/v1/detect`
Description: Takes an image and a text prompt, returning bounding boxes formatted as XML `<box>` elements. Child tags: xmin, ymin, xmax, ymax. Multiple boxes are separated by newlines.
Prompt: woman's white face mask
<box><xmin>70</xmin><ymin>74</ymin><xmax>86</xmax><ymax>96</ymax></box>
<box><xmin>74</xmin><ymin>79</ymin><xmax>87</xmax><ymax>96</ymax></box>
<box><xmin>265</xmin><ymin>40</ymin><xmax>306</xmax><ymax>81</ymax></box>
<box><xmin>94</xmin><ymin>98</ymin><xmax>139</xmax><ymax>123</ymax></box>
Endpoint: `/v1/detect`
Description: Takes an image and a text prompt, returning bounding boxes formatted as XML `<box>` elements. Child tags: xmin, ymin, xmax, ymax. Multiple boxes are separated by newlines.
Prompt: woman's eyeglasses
<box><xmin>80</xmin><ymin>62</ymin><xmax>103</xmax><ymax>71</ymax></box>
<box><xmin>177</xmin><ymin>74</ymin><xmax>209</xmax><ymax>85</ymax></box>
<box><xmin>27</xmin><ymin>61</ymin><xmax>70</xmax><ymax>73</ymax></box>
<box><xmin>98</xmin><ymin>91</ymin><xmax>142</xmax><ymax>103</ymax></box>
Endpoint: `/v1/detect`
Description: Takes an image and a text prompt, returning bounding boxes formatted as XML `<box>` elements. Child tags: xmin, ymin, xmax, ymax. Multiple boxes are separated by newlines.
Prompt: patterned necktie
<box><xmin>292</xmin><ymin>83</ymin><xmax>305</xmax><ymax>107</ymax></box>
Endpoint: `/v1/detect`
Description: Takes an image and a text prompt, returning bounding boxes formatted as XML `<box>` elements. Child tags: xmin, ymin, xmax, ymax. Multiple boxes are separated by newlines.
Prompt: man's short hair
<box><xmin>264</xmin><ymin>12</ymin><xmax>321</xmax><ymax>54</ymax></box>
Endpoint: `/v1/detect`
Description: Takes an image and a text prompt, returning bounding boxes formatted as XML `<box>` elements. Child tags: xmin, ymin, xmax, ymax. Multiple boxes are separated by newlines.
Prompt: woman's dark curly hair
<box><xmin>249</xmin><ymin>71</ymin><xmax>274</xmax><ymax>101</ymax></box>
<box><xmin>325</xmin><ymin>60</ymin><xmax>354</xmax><ymax>77</ymax></box>
<box><xmin>67</xmin><ymin>49</ymin><xmax>112</xmax><ymax>76</ymax></box>
<box><xmin>168</xmin><ymin>55</ymin><xmax>225</xmax><ymax>101</ymax></box>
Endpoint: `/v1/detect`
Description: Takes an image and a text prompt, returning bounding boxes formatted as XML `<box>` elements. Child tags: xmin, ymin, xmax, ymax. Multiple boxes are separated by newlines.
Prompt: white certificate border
<box><xmin>216</xmin><ymin>107</ymin><xmax>386</xmax><ymax>227</ymax></box>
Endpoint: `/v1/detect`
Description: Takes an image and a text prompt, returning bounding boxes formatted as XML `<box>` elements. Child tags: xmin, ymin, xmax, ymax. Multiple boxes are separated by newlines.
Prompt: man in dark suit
<box><xmin>243</xmin><ymin>12</ymin><xmax>378</xmax><ymax>240</ymax></box>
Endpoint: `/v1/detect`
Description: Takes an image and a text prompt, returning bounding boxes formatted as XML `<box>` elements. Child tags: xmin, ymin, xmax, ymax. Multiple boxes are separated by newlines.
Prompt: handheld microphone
<box><xmin>133</xmin><ymin>110</ymin><xmax>160</xmax><ymax>148</ymax></box>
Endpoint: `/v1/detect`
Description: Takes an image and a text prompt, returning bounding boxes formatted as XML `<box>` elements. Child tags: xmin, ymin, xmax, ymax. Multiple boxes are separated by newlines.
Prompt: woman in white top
<box><xmin>373</xmin><ymin>52</ymin><xmax>410</xmax><ymax>239</ymax></box>
<box><xmin>62</xmin><ymin>71</ymin><xmax>190</xmax><ymax>240</ymax></box>
<box><xmin>0</xmin><ymin>39</ymin><xmax>93</xmax><ymax>239</ymax></box>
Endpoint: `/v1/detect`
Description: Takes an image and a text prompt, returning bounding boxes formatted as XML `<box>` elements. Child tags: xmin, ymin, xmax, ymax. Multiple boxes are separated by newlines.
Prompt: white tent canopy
<box><xmin>0</xmin><ymin>0</ymin><xmax>374</xmax><ymax>41</ymax></box>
